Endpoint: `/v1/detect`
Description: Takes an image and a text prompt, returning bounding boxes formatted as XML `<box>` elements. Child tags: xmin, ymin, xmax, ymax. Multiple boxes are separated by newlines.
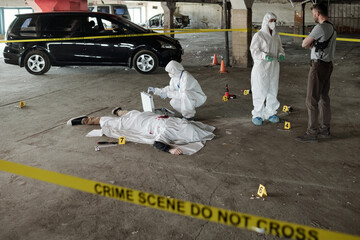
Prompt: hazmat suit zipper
<box><xmin>177</xmin><ymin>70</ymin><xmax>185</xmax><ymax>89</ymax></box>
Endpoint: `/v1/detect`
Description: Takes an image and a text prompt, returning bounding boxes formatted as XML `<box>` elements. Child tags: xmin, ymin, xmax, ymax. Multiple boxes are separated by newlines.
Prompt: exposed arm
<box><xmin>302</xmin><ymin>35</ymin><xmax>315</xmax><ymax>49</ymax></box>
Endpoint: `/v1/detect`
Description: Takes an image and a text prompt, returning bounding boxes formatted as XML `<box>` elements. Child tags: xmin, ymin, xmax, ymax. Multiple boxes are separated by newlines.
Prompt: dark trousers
<box><xmin>306</xmin><ymin>61</ymin><xmax>333</xmax><ymax>135</ymax></box>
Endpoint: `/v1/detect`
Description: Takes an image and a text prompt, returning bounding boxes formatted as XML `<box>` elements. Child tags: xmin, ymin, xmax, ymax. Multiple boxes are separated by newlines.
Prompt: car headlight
<box><xmin>158</xmin><ymin>41</ymin><xmax>176</xmax><ymax>49</ymax></box>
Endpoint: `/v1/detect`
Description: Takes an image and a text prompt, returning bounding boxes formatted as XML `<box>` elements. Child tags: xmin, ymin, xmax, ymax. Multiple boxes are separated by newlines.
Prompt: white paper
<box><xmin>141</xmin><ymin>91</ymin><xmax>155</xmax><ymax>112</ymax></box>
<box><xmin>86</xmin><ymin>129</ymin><xmax>103</xmax><ymax>137</ymax></box>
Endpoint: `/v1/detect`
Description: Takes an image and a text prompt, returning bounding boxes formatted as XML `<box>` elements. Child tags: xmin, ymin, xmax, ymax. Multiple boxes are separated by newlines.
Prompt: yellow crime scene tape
<box><xmin>0</xmin><ymin>158</ymin><xmax>359</xmax><ymax>240</ymax></box>
<box><xmin>0</xmin><ymin>28</ymin><xmax>359</xmax><ymax>43</ymax></box>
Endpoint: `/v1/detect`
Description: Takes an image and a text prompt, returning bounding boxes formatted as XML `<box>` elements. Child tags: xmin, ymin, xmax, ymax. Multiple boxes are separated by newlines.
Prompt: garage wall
<box><xmin>0</xmin><ymin>0</ymin><xmax>27</xmax><ymax>7</ymax></box>
<box><xmin>176</xmin><ymin>3</ymin><xmax>222</xmax><ymax>29</ymax></box>
<box><xmin>329</xmin><ymin>3</ymin><xmax>360</xmax><ymax>33</ymax></box>
<box><xmin>253</xmin><ymin>1</ymin><xmax>360</xmax><ymax>33</ymax></box>
<box><xmin>252</xmin><ymin>2</ymin><xmax>314</xmax><ymax>26</ymax></box>
<box><xmin>123</xmin><ymin>1</ymin><xmax>222</xmax><ymax>29</ymax></box>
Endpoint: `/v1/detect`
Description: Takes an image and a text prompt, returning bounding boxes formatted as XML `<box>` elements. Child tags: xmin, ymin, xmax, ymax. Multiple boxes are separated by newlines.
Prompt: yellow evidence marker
<box><xmin>222</xmin><ymin>95</ymin><xmax>228</xmax><ymax>101</ymax></box>
<box><xmin>282</xmin><ymin>105</ymin><xmax>289</xmax><ymax>112</ymax></box>
<box><xmin>118</xmin><ymin>137</ymin><xmax>126</xmax><ymax>144</ymax></box>
<box><xmin>284</xmin><ymin>121</ymin><xmax>291</xmax><ymax>130</ymax></box>
<box><xmin>19</xmin><ymin>101</ymin><xmax>26</xmax><ymax>108</ymax></box>
<box><xmin>257</xmin><ymin>184</ymin><xmax>268</xmax><ymax>198</ymax></box>
<box><xmin>243</xmin><ymin>90</ymin><xmax>249</xmax><ymax>95</ymax></box>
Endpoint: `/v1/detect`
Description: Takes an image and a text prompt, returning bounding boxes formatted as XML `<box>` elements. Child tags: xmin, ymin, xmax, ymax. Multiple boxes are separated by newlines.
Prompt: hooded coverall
<box><xmin>250</xmin><ymin>13</ymin><xmax>285</xmax><ymax>120</ymax></box>
<box><xmin>154</xmin><ymin>61</ymin><xmax>207</xmax><ymax>119</ymax></box>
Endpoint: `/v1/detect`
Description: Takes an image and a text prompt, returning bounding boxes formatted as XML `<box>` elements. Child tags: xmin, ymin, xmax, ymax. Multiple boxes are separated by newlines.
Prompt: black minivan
<box><xmin>3</xmin><ymin>12</ymin><xmax>183</xmax><ymax>75</ymax></box>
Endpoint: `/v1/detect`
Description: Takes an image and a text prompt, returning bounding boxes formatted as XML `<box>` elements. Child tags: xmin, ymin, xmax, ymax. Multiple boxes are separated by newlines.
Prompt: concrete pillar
<box><xmin>231</xmin><ymin>0</ymin><xmax>254</xmax><ymax>68</ymax></box>
<box><xmin>161</xmin><ymin>2</ymin><xmax>176</xmax><ymax>38</ymax></box>
<box><xmin>294</xmin><ymin>3</ymin><xmax>305</xmax><ymax>43</ymax></box>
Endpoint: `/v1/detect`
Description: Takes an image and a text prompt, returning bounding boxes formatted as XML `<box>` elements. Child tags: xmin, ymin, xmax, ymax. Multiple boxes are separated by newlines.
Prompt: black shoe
<box><xmin>67</xmin><ymin>115</ymin><xmax>88</xmax><ymax>126</ymax></box>
<box><xmin>295</xmin><ymin>133</ymin><xmax>318</xmax><ymax>143</ymax></box>
<box><xmin>318</xmin><ymin>131</ymin><xmax>331</xmax><ymax>139</ymax></box>
<box><xmin>111</xmin><ymin>107</ymin><xmax>122</xmax><ymax>115</ymax></box>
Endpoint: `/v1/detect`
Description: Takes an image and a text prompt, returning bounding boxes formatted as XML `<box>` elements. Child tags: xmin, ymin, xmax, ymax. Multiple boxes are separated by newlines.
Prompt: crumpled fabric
<box><xmin>154</xmin><ymin>61</ymin><xmax>207</xmax><ymax>118</ymax></box>
<box><xmin>87</xmin><ymin>110</ymin><xmax>215</xmax><ymax>155</ymax></box>
<box><xmin>250</xmin><ymin>12</ymin><xmax>285</xmax><ymax>120</ymax></box>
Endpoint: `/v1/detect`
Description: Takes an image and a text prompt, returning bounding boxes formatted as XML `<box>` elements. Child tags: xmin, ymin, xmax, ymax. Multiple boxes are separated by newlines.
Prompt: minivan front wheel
<box><xmin>24</xmin><ymin>50</ymin><xmax>51</xmax><ymax>75</ymax></box>
<box><xmin>133</xmin><ymin>50</ymin><xmax>158</xmax><ymax>74</ymax></box>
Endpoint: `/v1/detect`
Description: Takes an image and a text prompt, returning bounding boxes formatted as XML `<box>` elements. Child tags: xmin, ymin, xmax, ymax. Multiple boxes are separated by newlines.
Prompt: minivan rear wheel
<box><xmin>24</xmin><ymin>50</ymin><xmax>51</xmax><ymax>75</ymax></box>
<box><xmin>133</xmin><ymin>50</ymin><xmax>158</xmax><ymax>74</ymax></box>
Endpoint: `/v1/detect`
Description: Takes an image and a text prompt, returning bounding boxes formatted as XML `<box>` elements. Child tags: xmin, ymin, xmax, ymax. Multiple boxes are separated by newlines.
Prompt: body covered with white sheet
<box><xmin>92</xmin><ymin>110</ymin><xmax>215</xmax><ymax>155</ymax></box>
<box><xmin>153</xmin><ymin>61</ymin><xmax>207</xmax><ymax>119</ymax></box>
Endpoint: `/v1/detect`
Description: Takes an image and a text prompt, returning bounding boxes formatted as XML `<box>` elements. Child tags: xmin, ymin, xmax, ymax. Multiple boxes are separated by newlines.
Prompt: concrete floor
<box><xmin>0</xmin><ymin>32</ymin><xmax>360</xmax><ymax>240</ymax></box>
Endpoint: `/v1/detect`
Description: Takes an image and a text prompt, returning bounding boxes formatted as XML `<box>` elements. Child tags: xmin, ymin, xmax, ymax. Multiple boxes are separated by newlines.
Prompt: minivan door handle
<box><xmin>42</xmin><ymin>34</ymin><xmax>53</xmax><ymax>38</ymax></box>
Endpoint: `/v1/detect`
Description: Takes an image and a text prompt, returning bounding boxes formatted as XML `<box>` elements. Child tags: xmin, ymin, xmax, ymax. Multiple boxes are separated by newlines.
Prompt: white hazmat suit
<box><xmin>250</xmin><ymin>13</ymin><xmax>285</xmax><ymax>120</ymax></box>
<box><xmin>153</xmin><ymin>61</ymin><xmax>207</xmax><ymax>119</ymax></box>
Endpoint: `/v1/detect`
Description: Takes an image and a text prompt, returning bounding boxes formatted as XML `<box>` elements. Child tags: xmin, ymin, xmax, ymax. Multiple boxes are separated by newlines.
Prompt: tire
<box><xmin>24</xmin><ymin>50</ymin><xmax>51</xmax><ymax>75</ymax></box>
<box><xmin>132</xmin><ymin>50</ymin><xmax>158</xmax><ymax>74</ymax></box>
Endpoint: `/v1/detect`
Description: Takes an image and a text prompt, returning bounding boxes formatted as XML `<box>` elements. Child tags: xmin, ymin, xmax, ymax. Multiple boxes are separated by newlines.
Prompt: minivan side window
<box><xmin>84</xmin><ymin>17</ymin><xmax>100</xmax><ymax>35</ymax></box>
<box><xmin>41</xmin><ymin>15</ymin><xmax>83</xmax><ymax>38</ymax></box>
<box><xmin>96</xmin><ymin>17</ymin><xmax>136</xmax><ymax>35</ymax></box>
<box><xmin>10</xmin><ymin>16</ymin><xmax>40</xmax><ymax>37</ymax></box>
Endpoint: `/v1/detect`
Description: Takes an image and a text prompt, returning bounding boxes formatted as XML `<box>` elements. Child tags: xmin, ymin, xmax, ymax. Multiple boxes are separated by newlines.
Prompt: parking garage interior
<box><xmin>0</xmin><ymin>0</ymin><xmax>360</xmax><ymax>239</ymax></box>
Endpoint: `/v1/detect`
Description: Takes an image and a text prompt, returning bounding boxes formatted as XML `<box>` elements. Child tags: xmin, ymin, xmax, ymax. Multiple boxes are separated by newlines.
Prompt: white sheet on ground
<box><xmin>86</xmin><ymin>110</ymin><xmax>215</xmax><ymax>155</ymax></box>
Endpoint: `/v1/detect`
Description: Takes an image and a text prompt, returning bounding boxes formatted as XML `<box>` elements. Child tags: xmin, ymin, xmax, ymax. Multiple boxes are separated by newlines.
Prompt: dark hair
<box><xmin>311</xmin><ymin>2</ymin><xmax>328</xmax><ymax>17</ymax></box>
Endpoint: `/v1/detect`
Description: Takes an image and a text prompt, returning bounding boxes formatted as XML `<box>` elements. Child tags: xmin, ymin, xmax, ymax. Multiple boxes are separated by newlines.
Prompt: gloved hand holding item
<box><xmin>279</xmin><ymin>55</ymin><xmax>285</xmax><ymax>62</ymax></box>
<box><xmin>148</xmin><ymin>87</ymin><xmax>155</xmax><ymax>94</ymax></box>
<box><xmin>160</xmin><ymin>92</ymin><xmax>168</xmax><ymax>99</ymax></box>
<box><xmin>265</xmin><ymin>55</ymin><xmax>274</xmax><ymax>62</ymax></box>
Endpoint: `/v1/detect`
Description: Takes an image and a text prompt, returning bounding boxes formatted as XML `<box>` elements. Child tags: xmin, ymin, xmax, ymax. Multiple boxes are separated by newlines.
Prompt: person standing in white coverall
<box><xmin>250</xmin><ymin>12</ymin><xmax>285</xmax><ymax>126</ymax></box>
<box><xmin>148</xmin><ymin>60</ymin><xmax>207</xmax><ymax>120</ymax></box>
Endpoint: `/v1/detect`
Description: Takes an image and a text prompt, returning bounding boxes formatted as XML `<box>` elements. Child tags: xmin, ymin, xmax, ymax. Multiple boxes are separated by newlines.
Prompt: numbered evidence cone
<box><xmin>257</xmin><ymin>184</ymin><xmax>268</xmax><ymax>197</ymax></box>
<box><xmin>219</xmin><ymin>60</ymin><xmax>227</xmax><ymax>73</ymax></box>
<box><xmin>284</xmin><ymin>121</ymin><xmax>291</xmax><ymax>130</ymax></box>
<box><xmin>19</xmin><ymin>101</ymin><xmax>26</xmax><ymax>108</ymax></box>
<box><xmin>225</xmin><ymin>84</ymin><xmax>230</xmax><ymax>98</ymax></box>
<box><xmin>211</xmin><ymin>53</ymin><xmax>219</xmax><ymax>65</ymax></box>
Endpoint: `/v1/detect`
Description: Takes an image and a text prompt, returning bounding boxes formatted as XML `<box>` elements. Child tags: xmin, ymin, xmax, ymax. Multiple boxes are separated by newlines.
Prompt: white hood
<box><xmin>260</xmin><ymin>12</ymin><xmax>277</xmax><ymax>36</ymax></box>
<box><xmin>165</xmin><ymin>60</ymin><xmax>184</xmax><ymax>77</ymax></box>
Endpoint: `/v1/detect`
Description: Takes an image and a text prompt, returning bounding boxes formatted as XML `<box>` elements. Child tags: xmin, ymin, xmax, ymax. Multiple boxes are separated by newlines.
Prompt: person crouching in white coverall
<box><xmin>250</xmin><ymin>12</ymin><xmax>285</xmax><ymax>126</ymax></box>
<box><xmin>148</xmin><ymin>60</ymin><xmax>207</xmax><ymax>121</ymax></box>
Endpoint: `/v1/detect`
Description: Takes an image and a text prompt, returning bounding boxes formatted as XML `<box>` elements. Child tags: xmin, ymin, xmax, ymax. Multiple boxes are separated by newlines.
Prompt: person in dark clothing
<box><xmin>296</xmin><ymin>2</ymin><xmax>336</xmax><ymax>143</ymax></box>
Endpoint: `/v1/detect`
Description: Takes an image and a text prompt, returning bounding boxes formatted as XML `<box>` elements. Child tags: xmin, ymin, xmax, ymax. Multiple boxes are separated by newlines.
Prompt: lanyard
<box><xmin>177</xmin><ymin>70</ymin><xmax>184</xmax><ymax>89</ymax></box>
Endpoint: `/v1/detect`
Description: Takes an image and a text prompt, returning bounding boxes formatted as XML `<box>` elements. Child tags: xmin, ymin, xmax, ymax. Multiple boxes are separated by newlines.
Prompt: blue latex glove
<box><xmin>147</xmin><ymin>87</ymin><xmax>155</xmax><ymax>94</ymax></box>
<box><xmin>265</xmin><ymin>55</ymin><xmax>274</xmax><ymax>62</ymax></box>
<box><xmin>160</xmin><ymin>92</ymin><xmax>168</xmax><ymax>99</ymax></box>
<box><xmin>279</xmin><ymin>55</ymin><xmax>285</xmax><ymax>62</ymax></box>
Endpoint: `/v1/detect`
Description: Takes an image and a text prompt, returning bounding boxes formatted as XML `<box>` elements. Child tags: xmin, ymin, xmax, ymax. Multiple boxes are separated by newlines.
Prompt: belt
<box><xmin>310</xmin><ymin>59</ymin><xmax>332</xmax><ymax>63</ymax></box>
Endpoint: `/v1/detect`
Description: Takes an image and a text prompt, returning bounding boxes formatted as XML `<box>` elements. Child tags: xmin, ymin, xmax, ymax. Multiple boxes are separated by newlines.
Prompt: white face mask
<box><xmin>269</xmin><ymin>22</ymin><xmax>276</xmax><ymax>30</ymax></box>
<box><xmin>168</xmin><ymin>73</ymin><xmax>174</xmax><ymax>78</ymax></box>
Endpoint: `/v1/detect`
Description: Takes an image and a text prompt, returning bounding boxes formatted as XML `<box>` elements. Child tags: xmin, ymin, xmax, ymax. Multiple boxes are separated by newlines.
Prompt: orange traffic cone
<box><xmin>219</xmin><ymin>60</ymin><xmax>227</xmax><ymax>73</ymax></box>
<box><xmin>211</xmin><ymin>54</ymin><xmax>219</xmax><ymax>65</ymax></box>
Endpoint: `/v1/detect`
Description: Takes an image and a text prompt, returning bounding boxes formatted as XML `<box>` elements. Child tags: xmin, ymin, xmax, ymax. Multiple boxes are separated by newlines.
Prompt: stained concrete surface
<box><xmin>0</xmin><ymin>32</ymin><xmax>359</xmax><ymax>240</ymax></box>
